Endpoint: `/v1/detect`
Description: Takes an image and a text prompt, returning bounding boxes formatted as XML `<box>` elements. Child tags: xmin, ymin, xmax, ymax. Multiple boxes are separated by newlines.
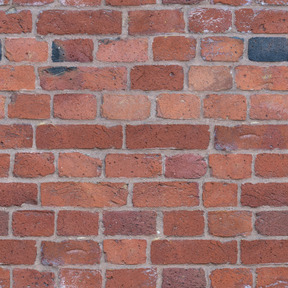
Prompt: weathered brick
<box><xmin>0</xmin><ymin>154</ymin><xmax>9</xmax><ymax>177</ymax></box>
<box><xmin>41</xmin><ymin>240</ymin><xmax>100</xmax><ymax>266</ymax></box>
<box><xmin>256</xmin><ymin>267</ymin><xmax>288</xmax><ymax>288</ymax></box>
<box><xmin>0</xmin><ymin>268</ymin><xmax>9</xmax><ymax>288</ymax></box>
<box><xmin>126</xmin><ymin>125</ymin><xmax>209</xmax><ymax>149</ymax></box>
<box><xmin>53</xmin><ymin>94</ymin><xmax>97</xmax><ymax>120</ymax></box>
<box><xmin>105</xmin><ymin>154</ymin><xmax>162</xmax><ymax>178</ymax></box>
<box><xmin>0</xmin><ymin>212</ymin><xmax>8</xmax><ymax>236</ymax></box>
<box><xmin>213</xmin><ymin>0</ymin><xmax>251</xmax><ymax>5</ymax></box>
<box><xmin>0</xmin><ymin>96</ymin><xmax>5</xmax><ymax>119</ymax></box>
<box><xmin>133</xmin><ymin>182</ymin><xmax>199</xmax><ymax>207</ymax></box>
<box><xmin>103</xmin><ymin>211</ymin><xmax>156</xmax><ymax>235</ymax></box>
<box><xmin>59</xmin><ymin>0</ymin><xmax>100</xmax><ymax>6</ymax></box>
<box><xmin>0</xmin><ymin>11</ymin><xmax>32</xmax><ymax>33</ymax></box>
<box><xmin>41</xmin><ymin>182</ymin><xmax>128</xmax><ymax>207</ymax></box>
<box><xmin>107</xmin><ymin>0</ymin><xmax>154</xmax><ymax>5</ymax></box>
<box><xmin>12</xmin><ymin>210</ymin><xmax>54</xmax><ymax>237</ymax></box>
<box><xmin>13</xmin><ymin>0</ymin><xmax>53</xmax><ymax>4</ymax></box>
<box><xmin>37</xmin><ymin>10</ymin><xmax>122</xmax><ymax>35</ymax></box>
<box><xmin>151</xmin><ymin>240</ymin><xmax>237</xmax><ymax>264</ymax></box>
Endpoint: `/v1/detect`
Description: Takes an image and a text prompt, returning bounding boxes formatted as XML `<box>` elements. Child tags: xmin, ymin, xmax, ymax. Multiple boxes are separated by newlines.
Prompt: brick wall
<box><xmin>0</xmin><ymin>0</ymin><xmax>287</xmax><ymax>287</ymax></box>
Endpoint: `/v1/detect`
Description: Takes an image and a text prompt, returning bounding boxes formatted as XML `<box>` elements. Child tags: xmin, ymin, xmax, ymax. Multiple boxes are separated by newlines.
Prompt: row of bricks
<box><xmin>3</xmin><ymin>65</ymin><xmax>288</xmax><ymax>91</ymax></box>
<box><xmin>0</xmin><ymin>181</ymin><xmax>287</xmax><ymax>208</ymax></box>
<box><xmin>2</xmin><ymin>152</ymin><xmax>288</xmax><ymax>179</ymax></box>
<box><xmin>0</xmin><ymin>267</ymin><xmax>286</xmax><ymax>288</ymax></box>
<box><xmin>5</xmin><ymin>124</ymin><xmax>288</xmax><ymax>150</ymax></box>
<box><xmin>1</xmin><ymin>238</ymin><xmax>288</xmax><ymax>265</ymax></box>
<box><xmin>1</xmin><ymin>209</ymin><xmax>287</xmax><ymax>237</ymax></box>
<box><xmin>1</xmin><ymin>37</ymin><xmax>287</xmax><ymax>63</ymax></box>
<box><xmin>3</xmin><ymin>93</ymin><xmax>288</xmax><ymax>121</ymax></box>
<box><xmin>3</xmin><ymin>9</ymin><xmax>288</xmax><ymax>35</ymax></box>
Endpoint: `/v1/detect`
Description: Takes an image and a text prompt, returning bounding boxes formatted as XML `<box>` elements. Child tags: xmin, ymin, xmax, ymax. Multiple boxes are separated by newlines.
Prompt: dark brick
<box><xmin>248</xmin><ymin>37</ymin><xmax>288</xmax><ymax>62</ymax></box>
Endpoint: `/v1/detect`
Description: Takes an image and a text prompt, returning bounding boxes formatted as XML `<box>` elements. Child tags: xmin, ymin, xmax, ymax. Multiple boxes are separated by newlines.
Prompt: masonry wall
<box><xmin>0</xmin><ymin>0</ymin><xmax>287</xmax><ymax>287</ymax></box>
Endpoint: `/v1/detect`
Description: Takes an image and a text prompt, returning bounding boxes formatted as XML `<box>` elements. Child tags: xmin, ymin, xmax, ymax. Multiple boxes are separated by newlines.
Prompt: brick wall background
<box><xmin>0</xmin><ymin>0</ymin><xmax>287</xmax><ymax>287</ymax></box>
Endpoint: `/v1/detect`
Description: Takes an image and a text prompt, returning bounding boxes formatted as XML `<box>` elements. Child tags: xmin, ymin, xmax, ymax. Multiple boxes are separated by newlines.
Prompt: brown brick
<box><xmin>126</xmin><ymin>125</ymin><xmax>209</xmax><ymax>149</ymax></box>
<box><xmin>97</xmin><ymin>38</ymin><xmax>148</xmax><ymax>62</ymax></box>
<box><xmin>0</xmin><ymin>11</ymin><xmax>31</xmax><ymax>33</ymax></box>
<box><xmin>8</xmin><ymin>94</ymin><xmax>50</xmax><ymax>120</ymax></box>
<box><xmin>37</xmin><ymin>10</ymin><xmax>121</xmax><ymax>35</ymax></box>
<box><xmin>53</xmin><ymin>94</ymin><xmax>97</xmax><ymax>120</ymax></box>
<box><xmin>58</xmin><ymin>152</ymin><xmax>102</xmax><ymax>178</ymax></box>
<box><xmin>102</xmin><ymin>94</ymin><xmax>150</xmax><ymax>120</ymax></box>
<box><xmin>103</xmin><ymin>211</ymin><xmax>156</xmax><ymax>236</ymax></box>
<box><xmin>131</xmin><ymin>65</ymin><xmax>183</xmax><ymax>91</ymax></box>
<box><xmin>105</xmin><ymin>154</ymin><xmax>162</xmax><ymax>178</ymax></box>
<box><xmin>0</xmin><ymin>212</ymin><xmax>8</xmax><ymax>236</ymax></box>
<box><xmin>256</xmin><ymin>267</ymin><xmax>288</xmax><ymax>288</ymax></box>
<box><xmin>133</xmin><ymin>182</ymin><xmax>199</xmax><ymax>207</ymax></box>
<box><xmin>164</xmin><ymin>211</ymin><xmax>204</xmax><ymax>236</ymax></box>
<box><xmin>57</xmin><ymin>211</ymin><xmax>99</xmax><ymax>236</ymax></box>
<box><xmin>12</xmin><ymin>210</ymin><xmax>54</xmax><ymax>237</ymax></box>
<box><xmin>151</xmin><ymin>240</ymin><xmax>237</xmax><ymax>264</ymax></box>
<box><xmin>157</xmin><ymin>94</ymin><xmax>200</xmax><ymax>119</ymax></box>
<box><xmin>41</xmin><ymin>182</ymin><xmax>128</xmax><ymax>208</ymax></box>
<box><xmin>104</xmin><ymin>239</ymin><xmax>146</xmax><ymax>264</ymax></box>
<box><xmin>0</xmin><ymin>154</ymin><xmax>9</xmax><ymax>177</ymax></box>
<box><xmin>36</xmin><ymin>125</ymin><xmax>122</xmax><ymax>149</ymax></box>
<box><xmin>13</xmin><ymin>153</ymin><xmax>55</xmax><ymax>178</ymax></box>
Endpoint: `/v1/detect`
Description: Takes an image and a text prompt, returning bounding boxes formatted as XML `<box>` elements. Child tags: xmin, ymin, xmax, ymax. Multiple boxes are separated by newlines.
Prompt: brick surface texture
<box><xmin>0</xmin><ymin>0</ymin><xmax>287</xmax><ymax>286</ymax></box>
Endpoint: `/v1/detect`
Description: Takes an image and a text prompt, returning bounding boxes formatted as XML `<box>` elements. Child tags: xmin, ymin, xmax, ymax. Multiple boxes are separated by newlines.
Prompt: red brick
<box><xmin>214</xmin><ymin>125</ymin><xmax>288</xmax><ymax>151</ymax></box>
<box><xmin>256</xmin><ymin>267</ymin><xmax>288</xmax><ymax>288</ymax></box>
<box><xmin>0</xmin><ymin>11</ymin><xmax>31</xmax><ymax>33</ymax></box>
<box><xmin>241</xmin><ymin>183</ymin><xmax>288</xmax><ymax>207</ymax></box>
<box><xmin>37</xmin><ymin>10</ymin><xmax>121</xmax><ymax>35</ymax></box>
<box><xmin>0</xmin><ymin>183</ymin><xmax>37</xmax><ymax>207</ymax></box>
<box><xmin>133</xmin><ymin>182</ymin><xmax>199</xmax><ymax>207</ymax></box>
<box><xmin>53</xmin><ymin>94</ymin><xmax>97</xmax><ymax>120</ymax></box>
<box><xmin>13</xmin><ymin>269</ymin><xmax>55</xmax><ymax>288</ymax></box>
<box><xmin>57</xmin><ymin>211</ymin><xmax>99</xmax><ymax>236</ymax></box>
<box><xmin>5</xmin><ymin>38</ymin><xmax>48</xmax><ymax>62</ymax></box>
<box><xmin>165</xmin><ymin>154</ymin><xmax>207</xmax><ymax>179</ymax></box>
<box><xmin>255</xmin><ymin>154</ymin><xmax>288</xmax><ymax>178</ymax></box>
<box><xmin>39</xmin><ymin>66</ymin><xmax>127</xmax><ymax>91</ymax></box>
<box><xmin>208</xmin><ymin>211</ymin><xmax>252</xmax><ymax>237</ymax></box>
<box><xmin>213</xmin><ymin>0</ymin><xmax>251</xmax><ymax>5</ymax></box>
<box><xmin>209</xmin><ymin>154</ymin><xmax>252</xmax><ymax>179</ymax></box>
<box><xmin>126</xmin><ymin>125</ymin><xmax>209</xmax><ymax>149</ymax></box>
<box><xmin>236</xmin><ymin>9</ymin><xmax>288</xmax><ymax>33</ymax></box>
<box><xmin>102</xmin><ymin>94</ymin><xmax>150</xmax><ymax>120</ymax></box>
<box><xmin>103</xmin><ymin>239</ymin><xmax>146</xmax><ymax>264</ymax></box>
<box><xmin>97</xmin><ymin>38</ymin><xmax>148</xmax><ymax>62</ymax></box>
<box><xmin>58</xmin><ymin>152</ymin><xmax>102</xmax><ymax>178</ymax></box>
<box><xmin>52</xmin><ymin>39</ymin><xmax>93</xmax><ymax>62</ymax></box>
<box><xmin>256</xmin><ymin>211</ymin><xmax>288</xmax><ymax>236</ymax></box>
<box><xmin>162</xmin><ymin>269</ymin><xmax>206</xmax><ymax>288</ymax></box>
<box><xmin>156</xmin><ymin>94</ymin><xmax>200</xmax><ymax>119</ymax></box>
<box><xmin>151</xmin><ymin>240</ymin><xmax>237</xmax><ymax>264</ymax></box>
<box><xmin>210</xmin><ymin>269</ymin><xmax>253</xmax><ymax>288</ymax></box>
<box><xmin>164</xmin><ymin>211</ymin><xmax>204</xmax><ymax>236</ymax></box>
<box><xmin>0</xmin><ymin>66</ymin><xmax>35</xmax><ymax>91</ymax></box>
<box><xmin>107</xmin><ymin>0</ymin><xmax>154</xmax><ymax>5</ymax></box>
<box><xmin>8</xmin><ymin>94</ymin><xmax>50</xmax><ymax>119</ymax></box>
<box><xmin>106</xmin><ymin>269</ymin><xmax>157</xmax><ymax>288</ymax></box>
<box><xmin>235</xmin><ymin>66</ymin><xmax>288</xmax><ymax>91</ymax></box>
<box><xmin>14</xmin><ymin>153</ymin><xmax>55</xmax><ymax>178</ymax></box>
<box><xmin>105</xmin><ymin>154</ymin><xmax>162</xmax><ymax>178</ymax></box>
<box><xmin>36</xmin><ymin>125</ymin><xmax>122</xmax><ymax>149</ymax></box>
<box><xmin>241</xmin><ymin>240</ymin><xmax>288</xmax><ymax>264</ymax></box>
<box><xmin>103</xmin><ymin>211</ymin><xmax>156</xmax><ymax>235</ymax></box>
<box><xmin>0</xmin><ymin>212</ymin><xmax>8</xmax><ymax>236</ymax></box>
<box><xmin>250</xmin><ymin>94</ymin><xmax>288</xmax><ymax>120</ymax></box>
<box><xmin>131</xmin><ymin>65</ymin><xmax>183</xmax><ymax>91</ymax></box>
<box><xmin>59</xmin><ymin>0</ymin><xmax>100</xmax><ymax>6</ymax></box>
<box><xmin>189</xmin><ymin>66</ymin><xmax>232</xmax><ymax>91</ymax></box>
<box><xmin>128</xmin><ymin>10</ymin><xmax>184</xmax><ymax>35</ymax></box>
<box><xmin>0</xmin><ymin>96</ymin><xmax>5</xmax><ymax>119</ymax></box>
<box><xmin>12</xmin><ymin>210</ymin><xmax>54</xmax><ymax>237</ymax></box>
<box><xmin>41</xmin><ymin>182</ymin><xmax>128</xmax><ymax>208</ymax></box>
<box><xmin>41</xmin><ymin>240</ymin><xmax>100</xmax><ymax>266</ymax></box>
<box><xmin>201</xmin><ymin>37</ymin><xmax>244</xmax><ymax>62</ymax></box>
<box><xmin>204</xmin><ymin>94</ymin><xmax>246</xmax><ymax>120</ymax></box>
<box><xmin>0</xmin><ymin>240</ymin><xmax>36</xmax><ymax>265</ymax></box>
<box><xmin>13</xmin><ymin>0</ymin><xmax>53</xmax><ymax>4</ymax></box>
<box><xmin>59</xmin><ymin>269</ymin><xmax>102</xmax><ymax>288</ymax></box>
<box><xmin>203</xmin><ymin>182</ymin><xmax>238</xmax><ymax>208</ymax></box>
<box><xmin>0</xmin><ymin>268</ymin><xmax>9</xmax><ymax>288</ymax></box>
<box><xmin>153</xmin><ymin>36</ymin><xmax>196</xmax><ymax>61</ymax></box>
<box><xmin>0</xmin><ymin>154</ymin><xmax>9</xmax><ymax>177</ymax></box>
<box><xmin>189</xmin><ymin>9</ymin><xmax>232</xmax><ymax>33</ymax></box>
